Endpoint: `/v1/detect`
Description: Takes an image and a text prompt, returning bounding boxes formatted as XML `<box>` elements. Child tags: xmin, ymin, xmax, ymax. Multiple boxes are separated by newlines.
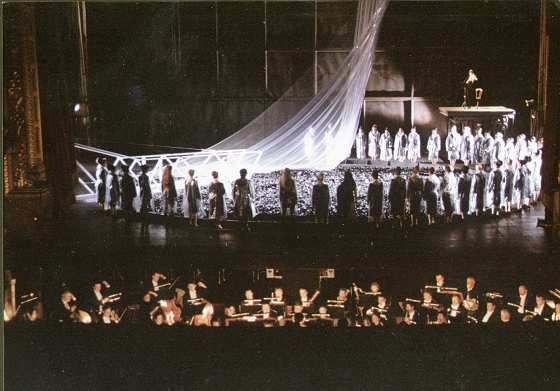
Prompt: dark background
<box><xmin>47</xmin><ymin>0</ymin><xmax>539</xmax><ymax>150</ymax></box>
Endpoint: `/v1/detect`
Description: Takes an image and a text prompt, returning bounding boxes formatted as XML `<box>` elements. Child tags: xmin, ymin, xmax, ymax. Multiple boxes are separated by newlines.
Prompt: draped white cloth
<box><xmin>210</xmin><ymin>0</ymin><xmax>389</xmax><ymax>172</ymax></box>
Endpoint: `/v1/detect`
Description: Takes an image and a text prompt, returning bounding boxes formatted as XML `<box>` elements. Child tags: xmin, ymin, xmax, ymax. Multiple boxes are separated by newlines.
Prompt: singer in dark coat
<box><xmin>138</xmin><ymin>165</ymin><xmax>152</xmax><ymax>215</ymax></box>
<box><xmin>367</xmin><ymin>170</ymin><xmax>384</xmax><ymax>223</ymax></box>
<box><xmin>312</xmin><ymin>173</ymin><xmax>330</xmax><ymax>223</ymax></box>
<box><xmin>208</xmin><ymin>171</ymin><xmax>226</xmax><ymax>223</ymax></box>
<box><xmin>458</xmin><ymin>165</ymin><xmax>472</xmax><ymax>216</ymax></box>
<box><xmin>490</xmin><ymin>161</ymin><xmax>503</xmax><ymax>210</ymax></box>
<box><xmin>473</xmin><ymin>165</ymin><xmax>486</xmax><ymax>215</ymax></box>
<box><xmin>337</xmin><ymin>170</ymin><xmax>357</xmax><ymax>220</ymax></box>
<box><xmin>120</xmin><ymin>165</ymin><xmax>137</xmax><ymax>213</ymax></box>
<box><xmin>389</xmin><ymin>167</ymin><xmax>406</xmax><ymax>217</ymax></box>
<box><xmin>406</xmin><ymin>167</ymin><xmax>424</xmax><ymax>221</ymax></box>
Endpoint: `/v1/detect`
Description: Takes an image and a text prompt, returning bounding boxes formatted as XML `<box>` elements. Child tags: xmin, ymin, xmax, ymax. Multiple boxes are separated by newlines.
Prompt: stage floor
<box><xmin>5</xmin><ymin>200</ymin><xmax>559</xmax><ymax>302</ymax></box>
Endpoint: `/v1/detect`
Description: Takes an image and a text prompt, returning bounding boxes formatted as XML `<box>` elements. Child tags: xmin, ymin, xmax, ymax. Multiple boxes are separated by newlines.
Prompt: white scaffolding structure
<box><xmin>75</xmin><ymin>143</ymin><xmax>262</xmax><ymax>200</ymax></box>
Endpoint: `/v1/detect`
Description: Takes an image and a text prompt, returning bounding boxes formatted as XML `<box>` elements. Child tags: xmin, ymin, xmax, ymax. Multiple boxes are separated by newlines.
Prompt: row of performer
<box><xmin>354</xmin><ymin>124</ymin><xmax>541</xmax><ymax>167</ymax></box>
<box><xmin>5</xmin><ymin>271</ymin><xmax>560</xmax><ymax>327</ymax></box>
<box><xmin>93</xmin><ymin>157</ymin><xmax>541</xmax><ymax>227</ymax></box>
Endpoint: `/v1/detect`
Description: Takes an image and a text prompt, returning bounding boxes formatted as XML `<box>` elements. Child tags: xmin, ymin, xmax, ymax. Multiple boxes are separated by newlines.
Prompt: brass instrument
<box><xmin>463</xmin><ymin>298</ymin><xmax>479</xmax><ymax>312</ymax></box>
<box><xmin>485</xmin><ymin>292</ymin><xmax>503</xmax><ymax>300</ymax></box>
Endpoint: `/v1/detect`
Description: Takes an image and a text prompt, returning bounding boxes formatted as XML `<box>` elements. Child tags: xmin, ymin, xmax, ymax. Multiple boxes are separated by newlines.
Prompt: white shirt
<box><xmin>518</xmin><ymin>294</ymin><xmax>527</xmax><ymax>314</ymax></box>
<box><xmin>188</xmin><ymin>289</ymin><xmax>198</xmax><ymax>300</ymax></box>
<box><xmin>94</xmin><ymin>289</ymin><xmax>103</xmax><ymax>302</ymax></box>
<box><xmin>482</xmin><ymin>310</ymin><xmax>494</xmax><ymax>323</ymax></box>
<box><xmin>102</xmin><ymin>316</ymin><xmax>111</xmax><ymax>324</ymax></box>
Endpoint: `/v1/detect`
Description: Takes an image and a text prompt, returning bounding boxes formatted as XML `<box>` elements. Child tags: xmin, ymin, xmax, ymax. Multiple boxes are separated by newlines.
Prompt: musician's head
<box><xmin>518</xmin><ymin>285</ymin><xmax>528</xmax><ymax>296</ymax></box>
<box><xmin>274</xmin><ymin>287</ymin><xmax>284</xmax><ymax>300</ymax></box>
<box><xmin>61</xmin><ymin>290</ymin><xmax>73</xmax><ymax>303</ymax></box>
<box><xmin>318</xmin><ymin>306</ymin><xmax>328</xmax><ymax>315</ymax></box>
<box><xmin>555</xmin><ymin>302</ymin><xmax>560</xmax><ymax>313</ymax></box>
<box><xmin>370</xmin><ymin>282</ymin><xmax>381</xmax><ymax>293</ymax></box>
<box><xmin>262</xmin><ymin>303</ymin><xmax>271</xmax><ymax>314</ymax></box>
<box><xmin>500</xmin><ymin>309</ymin><xmax>511</xmax><ymax>323</ymax></box>
<box><xmin>102</xmin><ymin>305</ymin><xmax>112</xmax><ymax>319</ymax></box>
<box><xmin>338</xmin><ymin>288</ymin><xmax>348</xmax><ymax>300</ymax></box>
<box><xmin>405</xmin><ymin>302</ymin><xmax>415</xmax><ymax>312</ymax></box>
<box><xmin>299</xmin><ymin>288</ymin><xmax>308</xmax><ymax>298</ymax></box>
<box><xmin>371</xmin><ymin>312</ymin><xmax>382</xmax><ymax>326</ymax></box>
<box><xmin>244</xmin><ymin>289</ymin><xmax>254</xmax><ymax>300</ymax></box>
<box><xmin>423</xmin><ymin>291</ymin><xmax>433</xmax><ymax>302</ymax></box>
<box><xmin>435</xmin><ymin>274</ymin><xmax>445</xmax><ymax>285</ymax></box>
<box><xmin>535</xmin><ymin>294</ymin><xmax>545</xmax><ymax>307</ymax></box>
<box><xmin>451</xmin><ymin>294</ymin><xmax>462</xmax><ymax>306</ymax></box>
<box><xmin>93</xmin><ymin>282</ymin><xmax>102</xmax><ymax>292</ymax></box>
<box><xmin>378</xmin><ymin>295</ymin><xmax>387</xmax><ymax>306</ymax></box>
<box><xmin>466</xmin><ymin>276</ymin><xmax>476</xmax><ymax>289</ymax></box>
<box><xmin>153</xmin><ymin>311</ymin><xmax>165</xmax><ymax>326</ymax></box>
<box><xmin>436</xmin><ymin>312</ymin><xmax>448</xmax><ymax>325</ymax></box>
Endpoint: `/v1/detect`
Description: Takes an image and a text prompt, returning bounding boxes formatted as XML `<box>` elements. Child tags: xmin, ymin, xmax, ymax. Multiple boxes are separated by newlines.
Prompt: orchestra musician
<box><xmin>500</xmin><ymin>308</ymin><xmax>512</xmax><ymax>324</ymax></box>
<box><xmin>462</xmin><ymin>276</ymin><xmax>480</xmax><ymax>316</ymax></box>
<box><xmin>511</xmin><ymin>284</ymin><xmax>535</xmax><ymax>319</ymax></box>
<box><xmin>552</xmin><ymin>302</ymin><xmax>560</xmax><ymax>322</ymax></box>
<box><xmin>403</xmin><ymin>302</ymin><xmax>421</xmax><ymax>325</ymax></box>
<box><xmin>523</xmin><ymin>293</ymin><xmax>553</xmax><ymax>322</ymax></box>
<box><xmin>447</xmin><ymin>294</ymin><xmax>465</xmax><ymax>324</ymax></box>
<box><xmin>480</xmin><ymin>301</ymin><xmax>499</xmax><ymax>325</ymax></box>
<box><xmin>421</xmin><ymin>291</ymin><xmax>441</xmax><ymax>323</ymax></box>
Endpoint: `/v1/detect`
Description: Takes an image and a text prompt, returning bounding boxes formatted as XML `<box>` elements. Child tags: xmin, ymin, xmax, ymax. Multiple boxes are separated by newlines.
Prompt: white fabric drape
<box><xmin>211</xmin><ymin>0</ymin><xmax>389</xmax><ymax>172</ymax></box>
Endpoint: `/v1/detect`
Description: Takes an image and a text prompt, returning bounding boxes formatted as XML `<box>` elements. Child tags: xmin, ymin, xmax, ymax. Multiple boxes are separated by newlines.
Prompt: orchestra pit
<box><xmin>3</xmin><ymin>1</ymin><xmax>560</xmax><ymax>390</ymax></box>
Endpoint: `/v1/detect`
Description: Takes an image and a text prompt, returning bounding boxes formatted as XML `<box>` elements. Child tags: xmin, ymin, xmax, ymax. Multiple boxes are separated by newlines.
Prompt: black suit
<box><xmin>480</xmin><ymin>310</ymin><xmax>499</xmax><ymax>325</ymax></box>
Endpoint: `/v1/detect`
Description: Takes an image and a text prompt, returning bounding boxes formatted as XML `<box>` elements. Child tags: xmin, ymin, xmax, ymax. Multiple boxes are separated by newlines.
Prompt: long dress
<box><xmin>490</xmin><ymin>169</ymin><xmax>503</xmax><ymax>207</ymax></box>
<box><xmin>95</xmin><ymin>164</ymin><xmax>107</xmax><ymax>205</ymax></box>
<box><xmin>368</xmin><ymin>130</ymin><xmax>380</xmax><ymax>160</ymax></box>
<box><xmin>279</xmin><ymin>178</ymin><xmax>297</xmax><ymax>216</ymax></box>
<box><xmin>208</xmin><ymin>180</ymin><xmax>226</xmax><ymax>221</ymax></box>
<box><xmin>473</xmin><ymin>172</ymin><xmax>486</xmax><ymax>213</ymax></box>
<box><xmin>139</xmin><ymin>173</ymin><xmax>152</xmax><ymax>214</ymax></box>
<box><xmin>493</xmin><ymin>138</ymin><xmax>506</xmax><ymax>163</ymax></box>
<box><xmin>407</xmin><ymin>131</ymin><xmax>421</xmax><ymax>161</ymax></box>
<box><xmin>460</xmin><ymin>134</ymin><xmax>474</xmax><ymax>163</ymax></box>
<box><xmin>233</xmin><ymin>178</ymin><xmax>255</xmax><ymax>219</ymax></box>
<box><xmin>407</xmin><ymin>175</ymin><xmax>424</xmax><ymax>217</ymax></box>
<box><xmin>337</xmin><ymin>181</ymin><xmax>357</xmax><ymax>219</ymax></box>
<box><xmin>312</xmin><ymin>183</ymin><xmax>330</xmax><ymax>221</ymax></box>
<box><xmin>442</xmin><ymin>172</ymin><xmax>457</xmax><ymax>214</ymax></box>
<box><xmin>183</xmin><ymin>178</ymin><xmax>202</xmax><ymax>218</ymax></box>
<box><xmin>482</xmin><ymin>136</ymin><xmax>494</xmax><ymax>165</ymax></box>
<box><xmin>427</xmin><ymin>134</ymin><xmax>441</xmax><ymax>161</ymax></box>
<box><xmin>355</xmin><ymin>131</ymin><xmax>367</xmax><ymax>159</ymax></box>
<box><xmin>393</xmin><ymin>131</ymin><xmax>407</xmax><ymax>161</ymax></box>
<box><xmin>458</xmin><ymin>173</ymin><xmax>472</xmax><ymax>214</ymax></box>
<box><xmin>162</xmin><ymin>175</ymin><xmax>177</xmax><ymax>216</ymax></box>
<box><xmin>424</xmin><ymin>175</ymin><xmax>440</xmax><ymax>216</ymax></box>
<box><xmin>368</xmin><ymin>180</ymin><xmax>384</xmax><ymax>221</ymax></box>
<box><xmin>389</xmin><ymin>176</ymin><xmax>406</xmax><ymax>217</ymax></box>
<box><xmin>379</xmin><ymin>132</ymin><xmax>393</xmax><ymax>161</ymax></box>
<box><xmin>445</xmin><ymin>132</ymin><xmax>461</xmax><ymax>161</ymax></box>
<box><xmin>504</xmin><ymin>140</ymin><xmax>517</xmax><ymax>164</ymax></box>
<box><xmin>121</xmin><ymin>173</ymin><xmax>137</xmax><ymax>212</ymax></box>
<box><xmin>473</xmin><ymin>134</ymin><xmax>484</xmax><ymax>163</ymax></box>
<box><xmin>105</xmin><ymin>172</ymin><xmax>120</xmax><ymax>210</ymax></box>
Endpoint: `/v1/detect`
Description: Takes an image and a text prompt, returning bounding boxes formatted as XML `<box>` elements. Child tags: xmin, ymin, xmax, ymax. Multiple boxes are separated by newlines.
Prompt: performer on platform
<box><xmin>458</xmin><ymin>165</ymin><xmax>472</xmax><ymax>220</ymax></box>
<box><xmin>95</xmin><ymin>157</ymin><xmax>107</xmax><ymax>208</ymax></box>
<box><xmin>516</xmin><ymin>134</ymin><xmax>528</xmax><ymax>162</ymax></box>
<box><xmin>368</xmin><ymin>124</ymin><xmax>381</xmax><ymax>160</ymax></box>
<box><xmin>183</xmin><ymin>169</ymin><xmax>202</xmax><ymax>227</ymax></box>
<box><xmin>355</xmin><ymin>127</ymin><xmax>367</xmax><ymax>159</ymax></box>
<box><xmin>312</xmin><ymin>173</ymin><xmax>330</xmax><ymax>224</ymax></box>
<box><xmin>393</xmin><ymin>128</ymin><xmax>407</xmax><ymax>163</ymax></box>
<box><xmin>233</xmin><ymin>168</ymin><xmax>255</xmax><ymax>228</ymax></box>
<box><xmin>337</xmin><ymin>170</ymin><xmax>357</xmax><ymax>220</ymax></box>
<box><xmin>473</xmin><ymin>126</ymin><xmax>485</xmax><ymax>164</ymax></box>
<box><xmin>407</xmin><ymin>166</ymin><xmax>424</xmax><ymax>227</ymax></box>
<box><xmin>489</xmin><ymin>160</ymin><xmax>503</xmax><ymax>216</ymax></box>
<box><xmin>473</xmin><ymin>164</ymin><xmax>486</xmax><ymax>216</ymax></box>
<box><xmin>389</xmin><ymin>167</ymin><xmax>406</xmax><ymax>228</ymax></box>
<box><xmin>279</xmin><ymin>168</ymin><xmax>297</xmax><ymax>219</ymax></box>
<box><xmin>482</xmin><ymin>131</ymin><xmax>494</xmax><ymax>166</ymax></box>
<box><xmin>120</xmin><ymin>165</ymin><xmax>137</xmax><ymax>214</ymax></box>
<box><xmin>493</xmin><ymin>132</ymin><xmax>506</xmax><ymax>163</ymax></box>
<box><xmin>441</xmin><ymin>165</ymin><xmax>457</xmax><ymax>223</ymax></box>
<box><xmin>367</xmin><ymin>170</ymin><xmax>384</xmax><ymax>226</ymax></box>
<box><xmin>105</xmin><ymin>164</ymin><xmax>120</xmax><ymax>217</ymax></box>
<box><xmin>445</xmin><ymin>125</ymin><xmax>462</xmax><ymax>168</ymax></box>
<box><xmin>208</xmin><ymin>171</ymin><xmax>226</xmax><ymax>229</ymax></box>
<box><xmin>379</xmin><ymin>128</ymin><xmax>393</xmax><ymax>162</ymax></box>
<box><xmin>407</xmin><ymin>127</ymin><xmax>421</xmax><ymax>163</ymax></box>
<box><xmin>460</xmin><ymin>126</ymin><xmax>475</xmax><ymax>166</ymax></box>
<box><xmin>504</xmin><ymin>137</ymin><xmax>517</xmax><ymax>168</ymax></box>
<box><xmin>427</xmin><ymin>128</ymin><xmax>441</xmax><ymax>165</ymax></box>
<box><xmin>161</xmin><ymin>165</ymin><xmax>177</xmax><ymax>217</ymax></box>
<box><xmin>463</xmin><ymin>69</ymin><xmax>479</xmax><ymax>107</ymax></box>
<box><xmin>424</xmin><ymin>167</ymin><xmax>440</xmax><ymax>225</ymax></box>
